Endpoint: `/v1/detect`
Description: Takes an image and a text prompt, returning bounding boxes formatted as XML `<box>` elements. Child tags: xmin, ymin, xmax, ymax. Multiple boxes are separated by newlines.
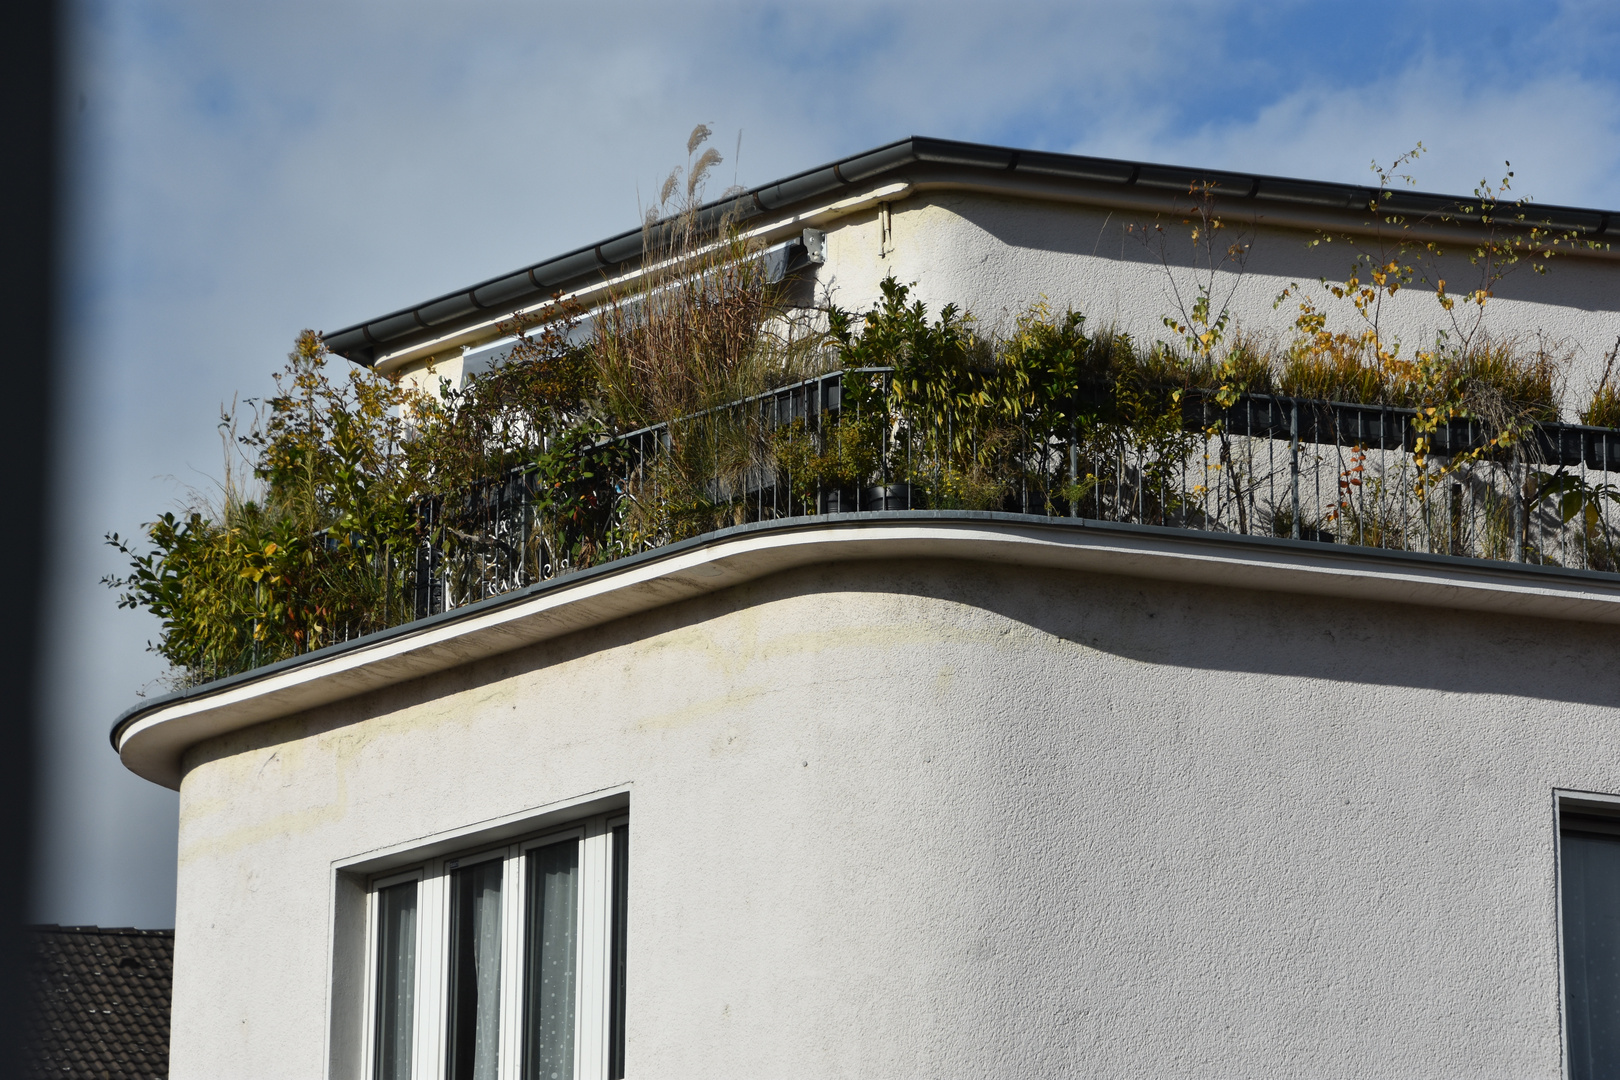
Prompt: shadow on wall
<box><xmin>874</xmin><ymin>558</ymin><xmax>1620</xmax><ymax>710</ymax></box>
<box><xmin>532</xmin><ymin>554</ymin><xmax>1620</xmax><ymax>714</ymax></box>
<box><xmin>184</xmin><ymin>554</ymin><xmax>1620</xmax><ymax>780</ymax></box>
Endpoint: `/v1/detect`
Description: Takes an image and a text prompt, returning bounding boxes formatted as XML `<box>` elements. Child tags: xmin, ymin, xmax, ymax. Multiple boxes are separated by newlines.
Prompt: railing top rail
<box><xmin>485</xmin><ymin>370</ymin><xmax>1620</xmax><ymax>487</ymax></box>
<box><xmin>607</xmin><ymin>367</ymin><xmax>901</xmax><ymax>444</ymax></box>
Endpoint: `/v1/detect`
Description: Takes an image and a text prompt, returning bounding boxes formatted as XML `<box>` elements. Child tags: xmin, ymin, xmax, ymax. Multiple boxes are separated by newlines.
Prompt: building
<box><xmin>115</xmin><ymin>138</ymin><xmax>1620</xmax><ymax>1079</ymax></box>
<box><xmin>25</xmin><ymin>925</ymin><xmax>174</xmax><ymax>1079</ymax></box>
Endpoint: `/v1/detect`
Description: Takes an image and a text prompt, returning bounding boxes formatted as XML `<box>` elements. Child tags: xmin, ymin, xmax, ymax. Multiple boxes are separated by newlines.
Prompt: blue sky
<box><xmin>49</xmin><ymin>0</ymin><xmax>1620</xmax><ymax>927</ymax></box>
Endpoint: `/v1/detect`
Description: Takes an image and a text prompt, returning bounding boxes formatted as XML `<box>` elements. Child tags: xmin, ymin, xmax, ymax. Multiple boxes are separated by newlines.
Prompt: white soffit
<box><xmin>114</xmin><ymin>515</ymin><xmax>1620</xmax><ymax>789</ymax></box>
<box><xmin>372</xmin><ymin>180</ymin><xmax>913</xmax><ymax>374</ymax></box>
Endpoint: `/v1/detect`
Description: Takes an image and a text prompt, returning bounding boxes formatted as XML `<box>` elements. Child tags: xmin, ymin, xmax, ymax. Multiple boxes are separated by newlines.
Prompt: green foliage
<box><xmin>1529</xmin><ymin>469</ymin><xmax>1620</xmax><ymax>570</ymax></box>
<box><xmin>406</xmin><ymin>307</ymin><xmax>597</xmax><ymax>491</ymax></box>
<box><xmin>1584</xmin><ymin>385</ymin><xmax>1620</xmax><ymax>429</ymax></box>
<box><xmin>109</xmin><ymin>124</ymin><xmax>799</xmax><ymax>683</ymax></box>
<box><xmin>804</xmin><ymin>280</ymin><xmax>1198</xmax><ymax>520</ymax></box>
<box><xmin>1581</xmin><ymin>338</ymin><xmax>1620</xmax><ymax>429</ymax></box>
<box><xmin>107</xmin><ymin>510</ymin><xmax>263</xmax><ymax>679</ymax></box>
<box><xmin>531</xmin><ymin>420</ymin><xmax>628</xmax><ymax>568</ymax></box>
<box><xmin>774</xmin><ymin>409</ymin><xmax>883</xmax><ymax>507</ymax></box>
<box><xmin>107</xmin><ymin>330</ymin><xmax>419</xmax><ymax>679</ymax></box>
<box><xmin>109</xmin><ymin>144</ymin><xmax>1620</xmax><ymax>686</ymax></box>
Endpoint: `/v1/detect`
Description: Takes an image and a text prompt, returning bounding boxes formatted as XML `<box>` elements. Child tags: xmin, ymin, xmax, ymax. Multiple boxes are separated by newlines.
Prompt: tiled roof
<box><xmin>25</xmin><ymin>925</ymin><xmax>174</xmax><ymax>1080</ymax></box>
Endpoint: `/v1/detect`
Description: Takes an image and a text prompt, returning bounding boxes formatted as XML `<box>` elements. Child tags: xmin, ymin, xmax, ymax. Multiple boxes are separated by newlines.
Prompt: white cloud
<box><xmin>1087</xmin><ymin>59</ymin><xmax>1620</xmax><ymax>209</ymax></box>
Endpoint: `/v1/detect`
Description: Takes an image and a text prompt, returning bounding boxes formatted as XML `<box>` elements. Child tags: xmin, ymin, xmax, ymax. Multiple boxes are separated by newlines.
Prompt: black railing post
<box><xmin>1451</xmin><ymin>482</ymin><xmax>1463</xmax><ymax>556</ymax></box>
<box><xmin>1290</xmin><ymin>397</ymin><xmax>1301</xmax><ymax>540</ymax></box>
<box><xmin>1512</xmin><ymin>455</ymin><xmax>1525</xmax><ymax>562</ymax></box>
<box><xmin>1069</xmin><ymin>421</ymin><xmax>1079</xmax><ymax>519</ymax></box>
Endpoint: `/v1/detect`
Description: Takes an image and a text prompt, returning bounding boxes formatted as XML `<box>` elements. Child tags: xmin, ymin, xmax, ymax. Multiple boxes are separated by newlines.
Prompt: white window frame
<box><xmin>361</xmin><ymin>867</ymin><xmax>427</xmax><ymax>1080</ymax></box>
<box><xmin>603</xmin><ymin>812</ymin><xmax>628</xmax><ymax>1080</ymax></box>
<box><xmin>358</xmin><ymin>813</ymin><xmax>624</xmax><ymax>1080</ymax></box>
<box><xmin>1556</xmin><ymin>789</ymin><xmax>1620</xmax><ymax>1080</ymax></box>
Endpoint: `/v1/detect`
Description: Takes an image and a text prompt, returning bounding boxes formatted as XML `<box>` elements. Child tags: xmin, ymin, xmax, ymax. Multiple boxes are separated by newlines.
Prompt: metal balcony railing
<box><xmin>408</xmin><ymin>370</ymin><xmax>1620</xmax><ymax>621</ymax></box>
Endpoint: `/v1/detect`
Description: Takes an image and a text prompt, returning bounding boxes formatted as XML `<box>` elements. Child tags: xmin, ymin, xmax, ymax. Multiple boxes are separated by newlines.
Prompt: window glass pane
<box><xmin>1565</xmin><ymin>827</ymin><xmax>1620</xmax><ymax>1080</ymax></box>
<box><xmin>373</xmin><ymin>880</ymin><xmax>418</xmax><ymax>1080</ymax></box>
<box><xmin>609</xmin><ymin>824</ymin><xmax>628</xmax><ymax>1080</ymax></box>
<box><xmin>446</xmin><ymin>859</ymin><xmax>505</xmax><ymax>1080</ymax></box>
<box><xmin>523</xmin><ymin>839</ymin><xmax>579</xmax><ymax>1080</ymax></box>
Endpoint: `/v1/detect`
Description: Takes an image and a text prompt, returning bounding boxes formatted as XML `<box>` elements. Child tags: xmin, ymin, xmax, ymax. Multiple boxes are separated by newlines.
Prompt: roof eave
<box><xmin>322</xmin><ymin>135</ymin><xmax>1620</xmax><ymax>368</ymax></box>
<box><xmin>113</xmin><ymin>512</ymin><xmax>1620</xmax><ymax>790</ymax></box>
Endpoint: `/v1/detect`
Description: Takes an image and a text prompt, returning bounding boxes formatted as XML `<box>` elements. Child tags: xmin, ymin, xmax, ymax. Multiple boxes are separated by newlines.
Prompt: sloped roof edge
<box><xmin>322</xmin><ymin>135</ymin><xmax>1620</xmax><ymax>367</ymax></box>
<box><xmin>25</xmin><ymin>924</ymin><xmax>174</xmax><ymax>1080</ymax></box>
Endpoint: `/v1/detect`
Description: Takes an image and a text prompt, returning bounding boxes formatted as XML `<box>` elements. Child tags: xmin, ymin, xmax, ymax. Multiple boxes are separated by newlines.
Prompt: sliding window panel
<box><xmin>523</xmin><ymin>839</ymin><xmax>580</xmax><ymax>1080</ymax></box>
<box><xmin>574</xmin><ymin>822</ymin><xmax>613</xmax><ymax>1080</ymax></box>
<box><xmin>1564</xmin><ymin>814</ymin><xmax>1620</xmax><ymax>1080</ymax></box>
<box><xmin>372</xmin><ymin>880</ymin><xmax>419</xmax><ymax>1080</ymax></box>
<box><xmin>608</xmin><ymin>823</ymin><xmax>628</xmax><ymax>1080</ymax></box>
<box><xmin>446</xmin><ymin>859</ymin><xmax>505</xmax><ymax>1080</ymax></box>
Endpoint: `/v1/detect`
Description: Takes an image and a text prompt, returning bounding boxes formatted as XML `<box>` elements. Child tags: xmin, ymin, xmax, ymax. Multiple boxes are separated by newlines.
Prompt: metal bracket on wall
<box><xmin>801</xmin><ymin>228</ymin><xmax>827</xmax><ymax>265</ymax></box>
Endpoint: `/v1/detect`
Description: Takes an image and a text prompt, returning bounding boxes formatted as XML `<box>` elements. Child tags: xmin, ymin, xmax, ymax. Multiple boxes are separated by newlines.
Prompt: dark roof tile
<box><xmin>24</xmin><ymin>925</ymin><xmax>173</xmax><ymax>1080</ymax></box>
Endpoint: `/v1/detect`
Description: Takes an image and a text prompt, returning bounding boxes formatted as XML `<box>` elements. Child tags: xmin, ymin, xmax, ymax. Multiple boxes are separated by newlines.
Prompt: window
<box><xmin>1562</xmin><ymin>800</ymin><xmax>1620</xmax><ymax>1080</ymax></box>
<box><xmin>364</xmin><ymin>813</ymin><xmax>628</xmax><ymax>1080</ymax></box>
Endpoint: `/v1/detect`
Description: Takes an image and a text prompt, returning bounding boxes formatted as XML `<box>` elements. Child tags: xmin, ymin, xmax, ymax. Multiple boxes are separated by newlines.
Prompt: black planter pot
<box><xmin>818</xmin><ymin>489</ymin><xmax>858</xmax><ymax>514</ymax></box>
<box><xmin>861</xmin><ymin>483</ymin><xmax>915</xmax><ymax>511</ymax></box>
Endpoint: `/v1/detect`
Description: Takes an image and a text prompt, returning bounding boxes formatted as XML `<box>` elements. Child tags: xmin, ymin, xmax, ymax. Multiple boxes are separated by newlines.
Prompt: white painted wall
<box><xmin>386</xmin><ymin>187</ymin><xmax>1620</xmax><ymax>418</ymax></box>
<box><xmin>818</xmin><ymin>191</ymin><xmax>1620</xmax><ymax>413</ymax></box>
<box><xmin>167</xmin><ymin>549</ymin><xmax>1620</xmax><ymax>1078</ymax></box>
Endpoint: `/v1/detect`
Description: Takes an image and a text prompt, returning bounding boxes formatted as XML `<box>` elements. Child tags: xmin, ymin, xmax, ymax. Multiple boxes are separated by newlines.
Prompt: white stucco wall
<box><xmin>386</xmin><ymin>187</ymin><xmax>1620</xmax><ymax>416</ymax></box>
<box><xmin>167</xmin><ymin>550</ymin><xmax>1620</xmax><ymax>1079</ymax></box>
<box><xmin>817</xmin><ymin>191</ymin><xmax>1620</xmax><ymax>413</ymax></box>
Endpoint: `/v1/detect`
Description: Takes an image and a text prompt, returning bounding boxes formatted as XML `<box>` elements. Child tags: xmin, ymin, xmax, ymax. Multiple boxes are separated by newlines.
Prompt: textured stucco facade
<box><xmin>165</xmin><ymin>546</ymin><xmax>1620</xmax><ymax>1078</ymax></box>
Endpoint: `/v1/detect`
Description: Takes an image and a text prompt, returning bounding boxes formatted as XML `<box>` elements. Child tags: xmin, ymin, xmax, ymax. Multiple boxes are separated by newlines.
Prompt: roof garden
<box><xmin>107</xmin><ymin>131</ymin><xmax>1620</xmax><ymax>692</ymax></box>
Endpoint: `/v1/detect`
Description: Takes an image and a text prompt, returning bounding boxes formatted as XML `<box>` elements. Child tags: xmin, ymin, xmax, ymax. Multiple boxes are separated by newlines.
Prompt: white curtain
<box><xmin>374</xmin><ymin>881</ymin><xmax>417</xmax><ymax>1080</ymax></box>
<box><xmin>469</xmin><ymin>861</ymin><xmax>504</xmax><ymax>1080</ymax></box>
<box><xmin>448</xmin><ymin>860</ymin><xmax>504</xmax><ymax>1080</ymax></box>
<box><xmin>524</xmin><ymin>840</ymin><xmax>578</xmax><ymax>1080</ymax></box>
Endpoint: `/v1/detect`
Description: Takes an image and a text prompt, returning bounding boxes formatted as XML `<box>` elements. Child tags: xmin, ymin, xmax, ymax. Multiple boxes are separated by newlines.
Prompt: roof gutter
<box><xmin>368</xmin><ymin>178</ymin><xmax>910</xmax><ymax>375</ymax></box>
<box><xmin>323</xmin><ymin>136</ymin><xmax>1620</xmax><ymax>370</ymax></box>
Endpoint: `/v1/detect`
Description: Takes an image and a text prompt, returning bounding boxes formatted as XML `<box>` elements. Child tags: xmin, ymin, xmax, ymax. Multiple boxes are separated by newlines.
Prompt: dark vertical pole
<box><xmin>1019</xmin><ymin>416</ymin><xmax>1027</xmax><ymax>515</ymax></box>
<box><xmin>1</xmin><ymin>0</ymin><xmax>55</xmax><ymax>1071</ymax></box>
<box><xmin>1513</xmin><ymin>456</ymin><xmax>1525</xmax><ymax>562</ymax></box>
<box><xmin>607</xmin><ymin>822</ymin><xmax>629</xmax><ymax>1079</ymax></box>
<box><xmin>1068</xmin><ymin>422</ymin><xmax>1078</xmax><ymax>519</ymax></box>
<box><xmin>1451</xmin><ymin>482</ymin><xmax>1463</xmax><ymax>557</ymax></box>
<box><xmin>1289</xmin><ymin>399</ymin><xmax>1301</xmax><ymax>540</ymax></box>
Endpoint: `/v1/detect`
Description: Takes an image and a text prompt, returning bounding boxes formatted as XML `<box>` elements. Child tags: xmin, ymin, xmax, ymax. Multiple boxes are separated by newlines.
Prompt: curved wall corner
<box><xmin>154</xmin><ymin>520</ymin><xmax>1620</xmax><ymax>1078</ymax></box>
